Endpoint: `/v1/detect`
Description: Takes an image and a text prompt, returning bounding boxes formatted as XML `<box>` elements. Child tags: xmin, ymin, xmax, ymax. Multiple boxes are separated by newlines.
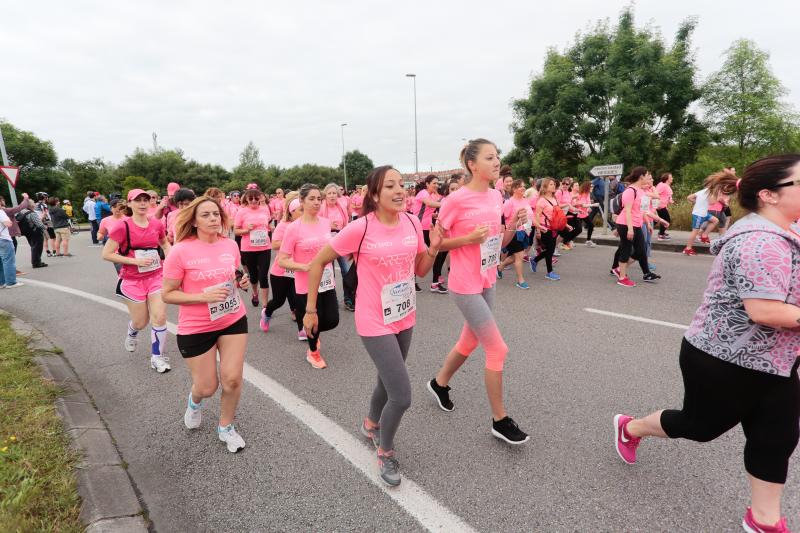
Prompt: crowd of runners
<box><xmin>3</xmin><ymin>142</ymin><xmax>799</xmax><ymax>531</ymax></box>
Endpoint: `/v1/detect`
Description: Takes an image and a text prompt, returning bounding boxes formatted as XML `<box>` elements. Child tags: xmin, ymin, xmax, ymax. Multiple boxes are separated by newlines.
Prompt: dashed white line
<box><xmin>19</xmin><ymin>278</ymin><xmax>477</xmax><ymax>533</ymax></box>
<box><xmin>584</xmin><ymin>307</ymin><xmax>689</xmax><ymax>330</ymax></box>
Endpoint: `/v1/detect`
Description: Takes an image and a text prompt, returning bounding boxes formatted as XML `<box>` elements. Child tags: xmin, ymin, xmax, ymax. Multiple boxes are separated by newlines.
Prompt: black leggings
<box><xmin>561</xmin><ymin>216</ymin><xmax>581</xmax><ymax>244</ymax></box>
<box><xmin>264</xmin><ymin>274</ymin><xmax>296</xmax><ymax>317</ymax></box>
<box><xmin>295</xmin><ymin>291</ymin><xmax>339</xmax><ymax>352</ymax></box>
<box><xmin>612</xmin><ymin>224</ymin><xmax>650</xmax><ymax>275</ymax></box>
<box><xmin>241</xmin><ymin>250</ymin><xmax>270</xmax><ymax>288</ymax></box>
<box><xmin>533</xmin><ymin>230</ymin><xmax>556</xmax><ymax>273</ymax></box>
<box><xmin>580</xmin><ymin>216</ymin><xmax>593</xmax><ymax>240</ymax></box>
<box><xmin>423</xmin><ymin>229</ymin><xmax>448</xmax><ymax>282</ymax></box>
<box><xmin>661</xmin><ymin>339</ymin><xmax>800</xmax><ymax>484</ymax></box>
<box><xmin>656</xmin><ymin>208</ymin><xmax>671</xmax><ymax>236</ymax></box>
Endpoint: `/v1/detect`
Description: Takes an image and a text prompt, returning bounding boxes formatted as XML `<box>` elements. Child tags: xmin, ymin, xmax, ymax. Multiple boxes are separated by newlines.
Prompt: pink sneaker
<box><xmin>259</xmin><ymin>309</ymin><xmax>270</xmax><ymax>332</ymax></box>
<box><xmin>613</xmin><ymin>414</ymin><xmax>641</xmax><ymax>465</ymax></box>
<box><xmin>617</xmin><ymin>277</ymin><xmax>636</xmax><ymax>288</ymax></box>
<box><xmin>610</xmin><ymin>267</ymin><xmax>620</xmax><ymax>278</ymax></box>
<box><xmin>743</xmin><ymin>507</ymin><xmax>791</xmax><ymax>533</ymax></box>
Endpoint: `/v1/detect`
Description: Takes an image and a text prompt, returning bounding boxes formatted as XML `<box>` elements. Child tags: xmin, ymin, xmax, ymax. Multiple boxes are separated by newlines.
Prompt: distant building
<box><xmin>401</xmin><ymin>168</ymin><xmax>464</xmax><ymax>188</ymax></box>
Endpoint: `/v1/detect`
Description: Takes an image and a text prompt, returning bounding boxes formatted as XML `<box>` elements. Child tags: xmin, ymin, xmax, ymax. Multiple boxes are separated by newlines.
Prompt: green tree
<box><xmin>0</xmin><ymin>121</ymin><xmax>68</xmax><ymax>200</ymax></box>
<box><xmin>278</xmin><ymin>164</ymin><xmax>342</xmax><ymax>190</ymax></box>
<box><xmin>121</xmin><ymin>175</ymin><xmax>155</xmax><ymax>199</ymax></box>
<box><xmin>701</xmin><ymin>39</ymin><xmax>800</xmax><ymax>159</ymax></box>
<box><xmin>182</xmin><ymin>161</ymin><xmax>232</xmax><ymax>194</ymax></box>
<box><xmin>117</xmin><ymin>148</ymin><xmax>187</xmax><ymax>192</ymax></box>
<box><xmin>230</xmin><ymin>141</ymin><xmax>268</xmax><ymax>190</ymax></box>
<box><xmin>62</xmin><ymin>158</ymin><xmax>121</xmax><ymax>206</ymax></box>
<box><xmin>508</xmin><ymin>9</ymin><xmax>705</xmax><ymax>180</ymax></box>
<box><xmin>339</xmin><ymin>150</ymin><xmax>374</xmax><ymax>189</ymax></box>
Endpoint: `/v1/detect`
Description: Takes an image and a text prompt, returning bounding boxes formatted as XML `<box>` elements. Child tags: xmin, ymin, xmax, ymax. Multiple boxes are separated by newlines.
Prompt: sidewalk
<box><xmin>574</xmin><ymin>228</ymin><xmax>712</xmax><ymax>254</ymax></box>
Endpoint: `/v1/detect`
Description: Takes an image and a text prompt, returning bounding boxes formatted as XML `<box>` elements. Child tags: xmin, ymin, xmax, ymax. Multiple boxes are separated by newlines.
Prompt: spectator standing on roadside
<box><xmin>0</xmin><ymin>193</ymin><xmax>29</xmax><ymax>276</ymax></box>
<box><xmin>16</xmin><ymin>199</ymin><xmax>48</xmax><ymax>268</ymax></box>
<box><xmin>34</xmin><ymin>193</ymin><xmax>57</xmax><ymax>257</ymax></box>
<box><xmin>94</xmin><ymin>194</ymin><xmax>111</xmax><ymax>222</ymax></box>
<box><xmin>84</xmin><ymin>191</ymin><xmax>100</xmax><ymax>245</ymax></box>
<box><xmin>0</xmin><ymin>207</ymin><xmax>23</xmax><ymax>288</ymax></box>
<box><xmin>48</xmin><ymin>197</ymin><xmax>73</xmax><ymax>257</ymax></box>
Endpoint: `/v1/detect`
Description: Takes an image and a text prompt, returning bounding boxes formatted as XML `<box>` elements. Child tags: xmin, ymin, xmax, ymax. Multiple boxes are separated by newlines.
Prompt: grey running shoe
<box><xmin>377</xmin><ymin>452</ymin><xmax>401</xmax><ymax>486</ymax></box>
<box><xmin>360</xmin><ymin>421</ymin><xmax>380</xmax><ymax>448</ymax></box>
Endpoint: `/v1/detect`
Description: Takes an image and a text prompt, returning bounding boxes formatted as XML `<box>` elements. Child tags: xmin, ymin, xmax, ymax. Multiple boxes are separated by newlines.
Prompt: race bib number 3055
<box><xmin>205</xmin><ymin>281</ymin><xmax>241</xmax><ymax>322</ymax></box>
<box><xmin>480</xmin><ymin>235</ymin><xmax>501</xmax><ymax>272</ymax></box>
<box><xmin>381</xmin><ymin>279</ymin><xmax>416</xmax><ymax>325</ymax></box>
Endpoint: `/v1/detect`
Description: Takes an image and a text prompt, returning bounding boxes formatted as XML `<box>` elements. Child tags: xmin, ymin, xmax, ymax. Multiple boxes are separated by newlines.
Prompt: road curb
<box><xmin>572</xmin><ymin>235</ymin><xmax>712</xmax><ymax>254</ymax></box>
<box><xmin>1</xmin><ymin>311</ymin><xmax>149</xmax><ymax>533</ymax></box>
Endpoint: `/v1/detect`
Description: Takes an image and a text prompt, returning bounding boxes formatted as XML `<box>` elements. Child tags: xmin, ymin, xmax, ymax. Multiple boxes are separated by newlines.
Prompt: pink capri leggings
<box><xmin>452</xmin><ymin>286</ymin><xmax>508</xmax><ymax>371</ymax></box>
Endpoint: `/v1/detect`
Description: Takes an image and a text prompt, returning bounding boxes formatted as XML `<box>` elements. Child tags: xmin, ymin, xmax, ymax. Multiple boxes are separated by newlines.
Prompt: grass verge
<box><xmin>0</xmin><ymin>314</ymin><xmax>82</xmax><ymax>533</ymax></box>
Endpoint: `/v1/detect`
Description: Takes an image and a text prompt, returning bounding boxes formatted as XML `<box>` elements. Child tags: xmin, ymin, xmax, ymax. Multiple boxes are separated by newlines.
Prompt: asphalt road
<box><xmin>2</xmin><ymin>233</ymin><xmax>797</xmax><ymax>532</ymax></box>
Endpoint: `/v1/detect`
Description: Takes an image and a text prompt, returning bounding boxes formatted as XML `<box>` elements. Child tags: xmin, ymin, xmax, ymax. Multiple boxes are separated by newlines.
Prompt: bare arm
<box><xmin>277</xmin><ymin>250</ymin><xmax>310</xmax><ymax>272</ymax></box>
<box><xmin>304</xmin><ymin>245</ymin><xmax>339</xmax><ymax>311</ymax></box>
<box><xmin>743</xmin><ymin>299</ymin><xmax>800</xmax><ymax>329</ymax></box>
<box><xmin>102</xmin><ymin>238</ymin><xmax>144</xmax><ymax>266</ymax></box>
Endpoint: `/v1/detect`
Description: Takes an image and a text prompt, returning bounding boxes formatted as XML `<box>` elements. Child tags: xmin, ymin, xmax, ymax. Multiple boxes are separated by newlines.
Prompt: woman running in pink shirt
<box><xmin>277</xmin><ymin>184</ymin><xmax>339</xmax><ymax>369</ymax></box>
<box><xmin>498</xmin><ymin>179</ymin><xmax>533</xmax><ymax>289</ymax></box>
<box><xmin>234</xmin><ymin>189</ymin><xmax>272</xmax><ymax>324</ymax></box>
<box><xmin>162</xmin><ymin>196</ymin><xmax>250</xmax><ymax>453</ymax></box>
<box><xmin>426</xmin><ymin>139</ymin><xmax>530</xmax><ymax>445</ymax></box>
<box><xmin>262</xmin><ymin>192</ymin><xmax>301</xmax><ymax>338</ymax></box>
<box><xmin>304</xmin><ymin>166</ymin><xmax>441</xmax><ymax>486</ymax></box>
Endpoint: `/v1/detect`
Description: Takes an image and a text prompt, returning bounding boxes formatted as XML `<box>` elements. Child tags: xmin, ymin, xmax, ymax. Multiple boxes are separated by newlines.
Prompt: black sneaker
<box><xmin>643</xmin><ymin>272</ymin><xmax>661</xmax><ymax>283</ymax></box>
<box><xmin>426</xmin><ymin>378</ymin><xmax>454</xmax><ymax>412</ymax></box>
<box><xmin>491</xmin><ymin>416</ymin><xmax>530</xmax><ymax>445</ymax></box>
<box><xmin>33</xmin><ymin>263</ymin><xmax>48</xmax><ymax>268</ymax></box>
<box><xmin>435</xmin><ymin>283</ymin><xmax>448</xmax><ymax>294</ymax></box>
<box><xmin>415</xmin><ymin>283</ymin><xmax>422</xmax><ymax>293</ymax></box>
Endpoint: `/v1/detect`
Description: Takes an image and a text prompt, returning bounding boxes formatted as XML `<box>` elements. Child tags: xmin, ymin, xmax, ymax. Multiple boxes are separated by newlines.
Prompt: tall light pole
<box><xmin>405</xmin><ymin>73</ymin><xmax>418</xmax><ymax>175</ymax></box>
<box><xmin>340</xmin><ymin>123</ymin><xmax>348</xmax><ymax>192</ymax></box>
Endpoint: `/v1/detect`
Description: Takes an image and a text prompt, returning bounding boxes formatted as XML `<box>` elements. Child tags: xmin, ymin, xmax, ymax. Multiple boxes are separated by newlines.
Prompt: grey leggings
<box><xmin>361</xmin><ymin>328</ymin><xmax>414</xmax><ymax>451</ymax></box>
<box><xmin>452</xmin><ymin>286</ymin><xmax>508</xmax><ymax>372</ymax></box>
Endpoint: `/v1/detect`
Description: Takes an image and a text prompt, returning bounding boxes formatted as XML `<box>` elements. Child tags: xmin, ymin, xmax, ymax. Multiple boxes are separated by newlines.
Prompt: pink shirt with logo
<box><xmin>279</xmin><ymin>217</ymin><xmax>333</xmax><ymax>294</ymax></box>
<box><xmin>234</xmin><ymin>206</ymin><xmax>271</xmax><ymax>251</ymax></box>
<box><xmin>320</xmin><ymin>201</ymin><xmax>349</xmax><ymax>231</ymax></box>
<box><xmin>615</xmin><ymin>187</ymin><xmax>643</xmax><ymax>227</ymax></box>
<box><xmin>269</xmin><ymin>221</ymin><xmax>292</xmax><ymax>277</ymax></box>
<box><xmin>655</xmin><ymin>182</ymin><xmax>673</xmax><ymax>209</ymax></box>
<box><xmin>503</xmin><ymin>197</ymin><xmax>533</xmax><ymax>230</ymax></box>
<box><xmin>412</xmin><ymin>190</ymin><xmax>436</xmax><ymax>230</ymax></box>
<box><xmin>330</xmin><ymin>212</ymin><xmax>425</xmax><ymax>336</ymax></box>
<box><xmin>437</xmin><ymin>187</ymin><xmax>503</xmax><ymax>295</ymax></box>
<box><xmin>162</xmin><ymin>237</ymin><xmax>246</xmax><ymax>335</ymax></box>
<box><xmin>108</xmin><ymin>217</ymin><xmax>166</xmax><ymax>281</ymax></box>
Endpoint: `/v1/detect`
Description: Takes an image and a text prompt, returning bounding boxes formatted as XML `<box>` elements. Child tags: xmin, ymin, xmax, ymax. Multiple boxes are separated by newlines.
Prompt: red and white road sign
<box><xmin>1</xmin><ymin>166</ymin><xmax>20</xmax><ymax>187</ymax></box>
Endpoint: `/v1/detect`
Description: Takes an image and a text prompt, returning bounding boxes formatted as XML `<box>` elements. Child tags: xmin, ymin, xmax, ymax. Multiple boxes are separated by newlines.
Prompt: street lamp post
<box><xmin>405</xmin><ymin>73</ymin><xmax>418</xmax><ymax>175</ymax></box>
<box><xmin>340</xmin><ymin>123</ymin><xmax>348</xmax><ymax>192</ymax></box>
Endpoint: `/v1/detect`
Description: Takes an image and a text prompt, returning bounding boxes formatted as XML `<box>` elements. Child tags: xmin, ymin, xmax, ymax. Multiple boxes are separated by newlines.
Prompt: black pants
<box><xmin>581</xmin><ymin>216</ymin><xmax>594</xmax><ymax>241</ymax></box>
<box><xmin>533</xmin><ymin>230</ymin><xmax>556</xmax><ymax>273</ymax></box>
<box><xmin>561</xmin><ymin>216</ymin><xmax>581</xmax><ymax>243</ymax></box>
<box><xmin>26</xmin><ymin>230</ymin><xmax>44</xmax><ymax>266</ymax></box>
<box><xmin>295</xmin><ymin>291</ymin><xmax>339</xmax><ymax>352</ymax></box>
<box><xmin>656</xmin><ymin>208</ymin><xmax>671</xmax><ymax>236</ymax></box>
<box><xmin>661</xmin><ymin>339</ymin><xmax>800</xmax><ymax>484</ymax></box>
<box><xmin>12</xmin><ymin>236</ymin><xmax>17</xmax><ymax>252</ymax></box>
<box><xmin>612</xmin><ymin>224</ymin><xmax>650</xmax><ymax>275</ymax></box>
<box><xmin>587</xmin><ymin>202</ymin><xmax>611</xmax><ymax>230</ymax></box>
<box><xmin>90</xmin><ymin>219</ymin><xmax>100</xmax><ymax>244</ymax></box>
<box><xmin>241</xmin><ymin>250</ymin><xmax>270</xmax><ymax>288</ymax></box>
<box><xmin>423</xmin><ymin>229</ymin><xmax>448</xmax><ymax>283</ymax></box>
<box><xmin>264</xmin><ymin>274</ymin><xmax>296</xmax><ymax>317</ymax></box>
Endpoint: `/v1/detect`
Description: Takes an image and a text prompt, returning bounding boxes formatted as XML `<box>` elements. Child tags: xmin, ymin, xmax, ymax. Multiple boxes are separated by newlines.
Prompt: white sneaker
<box><xmin>124</xmin><ymin>335</ymin><xmax>138</xmax><ymax>352</ymax></box>
<box><xmin>586</xmin><ymin>240</ymin><xmax>597</xmax><ymax>248</ymax></box>
<box><xmin>553</xmin><ymin>250</ymin><xmax>562</xmax><ymax>257</ymax></box>
<box><xmin>150</xmin><ymin>355</ymin><xmax>171</xmax><ymax>373</ymax></box>
<box><xmin>218</xmin><ymin>425</ymin><xmax>246</xmax><ymax>453</ymax></box>
<box><xmin>4</xmin><ymin>282</ymin><xmax>24</xmax><ymax>289</ymax></box>
<box><xmin>184</xmin><ymin>401</ymin><xmax>202</xmax><ymax>430</ymax></box>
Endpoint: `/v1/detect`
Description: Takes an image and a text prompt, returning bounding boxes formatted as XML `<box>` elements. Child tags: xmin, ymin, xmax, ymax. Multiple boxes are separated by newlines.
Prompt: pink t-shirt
<box><xmin>412</xmin><ymin>190</ymin><xmax>436</xmax><ymax>230</ymax></box>
<box><xmin>526</xmin><ymin>190</ymin><xmax>540</xmax><ymax>209</ymax></box>
<box><xmin>99</xmin><ymin>215</ymin><xmax>124</xmax><ymax>240</ymax></box>
<box><xmin>279</xmin><ymin>217</ymin><xmax>333</xmax><ymax>294</ymax></box>
<box><xmin>162</xmin><ymin>237</ymin><xmax>246</xmax><ymax>335</ymax></box>
<box><xmin>269</xmin><ymin>220</ymin><xmax>292</xmax><ymax>277</ymax></box>
<box><xmin>330</xmin><ymin>212</ymin><xmax>426</xmax><ymax>336</ymax></box>
<box><xmin>146</xmin><ymin>206</ymin><xmax>158</xmax><ymax>219</ymax></box>
<box><xmin>350</xmin><ymin>195</ymin><xmax>364</xmax><ymax>217</ymax></box>
<box><xmin>320</xmin><ymin>201</ymin><xmax>349</xmax><ymax>231</ymax></box>
<box><xmin>224</xmin><ymin>201</ymin><xmax>240</xmax><ymax>222</ymax></box>
<box><xmin>576</xmin><ymin>192</ymin><xmax>591</xmax><ymax>218</ymax></box>
<box><xmin>536</xmin><ymin>197</ymin><xmax>557</xmax><ymax>230</ymax></box>
<box><xmin>655</xmin><ymin>182</ymin><xmax>673</xmax><ymax>209</ymax></box>
<box><xmin>503</xmin><ymin>197</ymin><xmax>533</xmax><ymax>230</ymax></box>
<box><xmin>555</xmin><ymin>189</ymin><xmax>572</xmax><ymax>208</ymax></box>
<box><xmin>405</xmin><ymin>195</ymin><xmax>414</xmax><ymax>213</ymax></box>
<box><xmin>269</xmin><ymin>198</ymin><xmax>284</xmax><ymax>221</ymax></box>
<box><xmin>108</xmin><ymin>217</ymin><xmax>166</xmax><ymax>280</ymax></box>
<box><xmin>615</xmin><ymin>187</ymin><xmax>643</xmax><ymax>227</ymax></box>
<box><xmin>494</xmin><ymin>178</ymin><xmax>504</xmax><ymax>191</ymax></box>
<box><xmin>234</xmin><ymin>206</ymin><xmax>271</xmax><ymax>251</ymax></box>
<box><xmin>437</xmin><ymin>187</ymin><xmax>503</xmax><ymax>295</ymax></box>
<box><xmin>165</xmin><ymin>209</ymin><xmax>180</xmax><ymax>243</ymax></box>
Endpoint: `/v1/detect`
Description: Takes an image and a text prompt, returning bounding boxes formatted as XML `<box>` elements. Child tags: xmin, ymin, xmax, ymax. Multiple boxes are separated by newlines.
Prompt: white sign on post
<box><xmin>589</xmin><ymin>164</ymin><xmax>624</xmax><ymax>177</ymax></box>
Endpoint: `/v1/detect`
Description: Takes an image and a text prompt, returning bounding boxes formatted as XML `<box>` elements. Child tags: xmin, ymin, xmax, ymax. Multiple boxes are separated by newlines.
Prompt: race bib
<box><xmin>205</xmin><ymin>281</ymin><xmax>241</xmax><ymax>322</ymax></box>
<box><xmin>283</xmin><ymin>268</ymin><xmax>295</xmax><ymax>279</ymax></box>
<box><xmin>381</xmin><ymin>278</ymin><xmax>416</xmax><ymax>325</ymax></box>
<box><xmin>480</xmin><ymin>235</ymin><xmax>501</xmax><ymax>272</ymax></box>
<box><xmin>319</xmin><ymin>264</ymin><xmax>334</xmax><ymax>293</ymax></box>
<box><xmin>135</xmin><ymin>249</ymin><xmax>161</xmax><ymax>273</ymax></box>
<box><xmin>249</xmin><ymin>229</ymin><xmax>268</xmax><ymax>247</ymax></box>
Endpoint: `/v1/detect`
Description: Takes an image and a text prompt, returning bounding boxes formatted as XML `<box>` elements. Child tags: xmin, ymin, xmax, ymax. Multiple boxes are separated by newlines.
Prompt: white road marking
<box><xmin>584</xmin><ymin>307</ymin><xmax>689</xmax><ymax>330</ymax></box>
<box><xmin>19</xmin><ymin>278</ymin><xmax>477</xmax><ymax>533</ymax></box>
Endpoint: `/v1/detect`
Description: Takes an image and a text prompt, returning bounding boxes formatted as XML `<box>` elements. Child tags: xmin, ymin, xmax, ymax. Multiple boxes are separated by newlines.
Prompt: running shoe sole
<box><xmin>426</xmin><ymin>380</ymin><xmax>454</xmax><ymax>412</ymax></box>
<box><xmin>218</xmin><ymin>434</ymin><xmax>245</xmax><ymax>453</ymax></box>
<box><xmin>613</xmin><ymin>414</ymin><xmax>635</xmax><ymax>465</ymax></box>
<box><xmin>491</xmin><ymin>429</ymin><xmax>530</xmax><ymax>445</ymax></box>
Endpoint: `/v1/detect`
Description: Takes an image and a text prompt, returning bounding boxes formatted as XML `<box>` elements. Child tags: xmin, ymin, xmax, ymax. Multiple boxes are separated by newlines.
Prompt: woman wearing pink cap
<box><xmin>102</xmin><ymin>188</ymin><xmax>171</xmax><ymax>374</ymax></box>
<box><xmin>303</xmin><ymin>166</ymin><xmax>441</xmax><ymax>486</ymax></box>
<box><xmin>262</xmin><ymin>192</ymin><xmax>301</xmax><ymax>338</ymax></box>
<box><xmin>426</xmin><ymin>139</ymin><xmax>530</xmax><ymax>445</ymax></box>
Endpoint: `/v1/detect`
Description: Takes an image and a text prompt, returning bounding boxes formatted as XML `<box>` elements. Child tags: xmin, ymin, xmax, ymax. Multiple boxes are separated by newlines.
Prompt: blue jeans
<box><xmin>0</xmin><ymin>239</ymin><xmax>17</xmax><ymax>286</ymax></box>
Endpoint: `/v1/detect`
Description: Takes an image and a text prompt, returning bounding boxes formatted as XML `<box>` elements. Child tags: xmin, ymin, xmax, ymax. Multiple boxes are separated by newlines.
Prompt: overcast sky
<box><xmin>3</xmin><ymin>1</ymin><xmax>798</xmax><ymax>174</ymax></box>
